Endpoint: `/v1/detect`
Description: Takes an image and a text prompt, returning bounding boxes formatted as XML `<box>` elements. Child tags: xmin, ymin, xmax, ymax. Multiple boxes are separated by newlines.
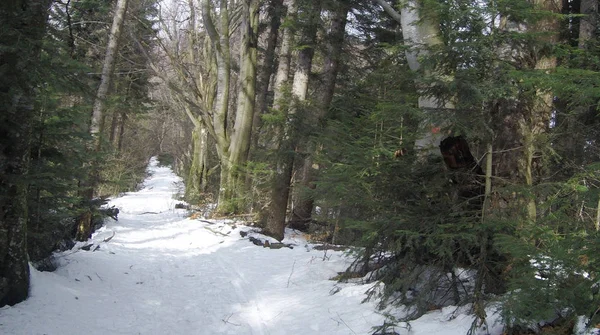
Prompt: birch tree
<box><xmin>89</xmin><ymin>0</ymin><xmax>130</xmax><ymax>142</ymax></box>
<box><xmin>76</xmin><ymin>0</ymin><xmax>130</xmax><ymax>241</ymax></box>
<box><xmin>373</xmin><ymin>0</ymin><xmax>446</xmax><ymax>153</ymax></box>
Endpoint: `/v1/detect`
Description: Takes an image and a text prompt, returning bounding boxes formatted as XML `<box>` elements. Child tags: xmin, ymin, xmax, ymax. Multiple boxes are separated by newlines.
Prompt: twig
<box><xmin>211</xmin><ymin>213</ymin><xmax>255</xmax><ymax>221</ymax></box>
<box><xmin>95</xmin><ymin>272</ymin><xmax>104</xmax><ymax>282</ymax></box>
<box><xmin>222</xmin><ymin>313</ymin><xmax>241</xmax><ymax>326</ymax></box>
<box><xmin>335</xmin><ymin>312</ymin><xmax>357</xmax><ymax>334</ymax></box>
<box><xmin>204</xmin><ymin>226</ymin><xmax>229</xmax><ymax>236</ymax></box>
<box><xmin>287</xmin><ymin>260</ymin><xmax>296</xmax><ymax>288</ymax></box>
<box><xmin>103</xmin><ymin>231</ymin><xmax>116</xmax><ymax>243</ymax></box>
<box><xmin>322</xmin><ymin>249</ymin><xmax>331</xmax><ymax>261</ymax></box>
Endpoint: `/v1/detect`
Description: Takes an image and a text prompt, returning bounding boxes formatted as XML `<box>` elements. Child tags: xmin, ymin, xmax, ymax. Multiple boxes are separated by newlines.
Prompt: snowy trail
<box><xmin>0</xmin><ymin>158</ymin><xmax>386</xmax><ymax>335</ymax></box>
<box><xmin>0</xmin><ymin>158</ymin><xmax>509</xmax><ymax>335</ymax></box>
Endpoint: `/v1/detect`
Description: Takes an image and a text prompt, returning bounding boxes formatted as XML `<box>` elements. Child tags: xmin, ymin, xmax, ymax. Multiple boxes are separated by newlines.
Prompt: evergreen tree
<box><xmin>315</xmin><ymin>0</ymin><xmax>600</xmax><ymax>331</ymax></box>
<box><xmin>0</xmin><ymin>0</ymin><xmax>53</xmax><ymax>306</ymax></box>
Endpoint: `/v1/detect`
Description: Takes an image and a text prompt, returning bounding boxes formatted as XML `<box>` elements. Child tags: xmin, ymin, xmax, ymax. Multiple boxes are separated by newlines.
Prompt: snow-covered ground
<box><xmin>0</xmin><ymin>157</ymin><xmax>506</xmax><ymax>335</ymax></box>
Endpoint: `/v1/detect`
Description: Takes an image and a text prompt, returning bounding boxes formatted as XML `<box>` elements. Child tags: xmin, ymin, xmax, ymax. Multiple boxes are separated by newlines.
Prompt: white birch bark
<box><xmin>90</xmin><ymin>0</ymin><xmax>130</xmax><ymax>139</ymax></box>
<box><xmin>374</xmin><ymin>0</ymin><xmax>447</xmax><ymax>153</ymax></box>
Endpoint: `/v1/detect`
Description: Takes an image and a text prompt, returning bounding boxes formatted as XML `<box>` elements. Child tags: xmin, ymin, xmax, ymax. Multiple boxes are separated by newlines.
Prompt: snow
<box><xmin>0</xmin><ymin>157</ymin><xmax>507</xmax><ymax>334</ymax></box>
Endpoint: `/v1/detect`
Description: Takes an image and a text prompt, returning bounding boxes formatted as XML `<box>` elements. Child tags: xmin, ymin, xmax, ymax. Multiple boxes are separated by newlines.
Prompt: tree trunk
<box><xmin>290</xmin><ymin>1</ymin><xmax>347</xmax><ymax>228</ymax></box>
<box><xmin>319</xmin><ymin>2</ymin><xmax>349</xmax><ymax>110</ymax></box>
<box><xmin>186</xmin><ymin>124</ymin><xmax>209</xmax><ymax>202</ymax></box>
<box><xmin>0</xmin><ymin>0</ymin><xmax>52</xmax><ymax>307</ymax></box>
<box><xmin>76</xmin><ymin>0</ymin><xmax>130</xmax><ymax>242</ymax></box>
<box><xmin>267</xmin><ymin>0</ymin><xmax>321</xmax><ymax>238</ymax></box>
<box><xmin>202</xmin><ymin>0</ymin><xmax>235</xmax><ymax>213</ymax></box>
<box><xmin>117</xmin><ymin>110</ymin><xmax>127</xmax><ymax>152</ymax></box>
<box><xmin>523</xmin><ymin>0</ymin><xmax>560</xmax><ymax>221</ymax></box>
<box><xmin>374</xmin><ymin>0</ymin><xmax>447</xmax><ymax>153</ymax></box>
<box><xmin>110</xmin><ymin>83</ymin><xmax>130</xmax><ymax>148</ymax></box>
<box><xmin>90</xmin><ymin>0</ymin><xmax>130</xmax><ymax>142</ymax></box>
<box><xmin>272</xmin><ymin>0</ymin><xmax>295</xmax><ymax>112</ymax></box>
<box><xmin>490</xmin><ymin>0</ymin><xmax>560</xmax><ymax>227</ymax></box>
<box><xmin>109</xmin><ymin>110</ymin><xmax>120</xmax><ymax>145</ymax></box>
<box><xmin>260</xmin><ymin>0</ymin><xmax>297</xmax><ymax>240</ymax></box>
<box><xmin>251</xmin><ymin>0</ymin><xmax>284</xmax><ymax>148</ymax></box>
<box><xmin>226</xmin><ymin>0</ymin><xmax>260</xmax><ymax>211</ymax></box>
<box><xmin>579</xmin><ymin>0</ymin><xmax>597</xmax><ymax>48</ymax></box>
<box><xmin>401</xmin><ymin>0</ymin><xmax>448</xmax><ymax>153</ymax></box>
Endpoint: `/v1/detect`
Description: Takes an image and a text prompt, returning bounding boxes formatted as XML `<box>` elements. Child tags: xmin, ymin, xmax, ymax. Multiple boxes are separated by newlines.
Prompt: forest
<box><xmin>2</xmin><ymin>0</ymin><xmax>600</xmax><ymax>333</ymax></box>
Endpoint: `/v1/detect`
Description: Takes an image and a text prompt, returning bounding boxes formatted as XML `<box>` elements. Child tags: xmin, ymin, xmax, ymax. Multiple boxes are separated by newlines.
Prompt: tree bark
<box><xmin>187</xmin><ymin>123</ymin><xmax>209</xmax><ymax>201</ymax></box>
<box><xmin>319</xmin><ymin>2</ymin><xmax>349</xmax><ymax>110</ymax></box>
<box><xmin>260</xmin><ymin>0</ymin><xmax>297</xmax><ymax>240</ymax></box>
<box><xmin>117</xmin><ymin>110</ymin><xmax>127</xmax><ymax>152</ymax></box>
<box><xmin>202</xmin><ymin>0</ymin><xmax>235</xmax><ymax>213</ymax></box>
<box><xmin>579</xmin><ymin>0</ymin><xmax>597</xmax><ymax>48</ymax></box>
<box><xmin>374</xmin><ymin>0</ymin><xmax>447</xmax><ymax>153</ymax></box>
<box><xmin>251</xmin><ymin>0</ymin><xmax>285</xmax><ymax>148</ymax></box>
<box><xmin>109</xmin><ymin>110</ymin><xmax>120</xmax><ymax>145</ymax></box>
<box><xmin>272</xmin><ymin>0</ymin><xmax>295</xmax><ymax>112</ymax></box>
<box><xmin>290</xmin><ymin>1</ymin><xmax>347</xmax><ymax>229</ymax></box>
<box><xmin>266</xmin><ymin>0</ymin><xmax>322</xmax><ymax>238</ymax></box>
<box><xmin>226</xmin><ymin>0</ymin><xmax>260</xmax><ymax>209</ymax></box>
<box><xmin>490</xmin><ymin>0</ymin><xmax>560</xmax><ymax>226</ymax></box>
<box><xmin>76</xmin><ymin>0</ymin><xmax>130</xmax><ymax>242</ymax></box>
<box><xmin>524</xmin><ymin>0</ymin><xmax>560</xmax><ymax>221</ymax></box>
<box><xmin>90</xmin><ymin>0</ymin><xmax>130</xmax><ymax>141</ymax></box>
<box><xmin>0</xmin><ymin>0</ymin><xmax>52</xmax><ymax>307</ymax></box>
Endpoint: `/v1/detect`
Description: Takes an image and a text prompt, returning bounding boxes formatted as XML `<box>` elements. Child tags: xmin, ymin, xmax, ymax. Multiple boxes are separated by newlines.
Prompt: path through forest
<box><xmin>0</xmin><ymin>158</ymin><xmax>505</xmax><ymax>335</ymax></box>
<box><xmin>0</xmin><ymin>158</ymin><xmax>388</xmax><ymax>334</ymax></box>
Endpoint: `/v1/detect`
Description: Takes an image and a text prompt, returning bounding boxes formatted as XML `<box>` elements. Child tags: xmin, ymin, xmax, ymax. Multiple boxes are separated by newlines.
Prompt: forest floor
<box><xmin>0</xmin><ymin>157</ymin><xmax>509</xmax><ymax>335</ymax></box>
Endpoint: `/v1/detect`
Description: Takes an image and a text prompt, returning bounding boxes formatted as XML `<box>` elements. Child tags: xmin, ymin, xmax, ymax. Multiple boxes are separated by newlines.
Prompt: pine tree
<box><xmin>318</xmin><ymin>0</ymin><xmax>600</xmax><ymax>330</ymax></box>
<box><xmin>0</xmin><ymin>0</ymin><xmax>53</xmax><ymax>306</ymax></box>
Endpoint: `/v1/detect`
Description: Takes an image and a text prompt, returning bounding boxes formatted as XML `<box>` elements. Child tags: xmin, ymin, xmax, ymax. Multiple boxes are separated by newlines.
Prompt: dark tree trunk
<box><xmin>439</xmin><ymin>136</ymin><xmax>485</xmax><ymax>207</ymax></box>
<box><xmin>109</xmin><ymin>110</ymin><xmax>120</xmax><ymax>145</ymax></box>
<box><xmin>259</xmin><ymin>0</ymin><xmax>297</xmax><ymax>240</ymax></box>
<box><xmin>0</xmin><ymin>0</ymin><xmax>52</xmax><ymax>307</ymax></box>
<box><xmin>579</xmin><ymin>0</ymin><xmax>597</xmax><ymax>48</ymax></box>
<box><xmin>318</xmin><ymin>1</ymin><xmax>349</xmax><ymax>111</ymax></box>
<box><xmin>117</xmin><ymin>110</ymin><xmax>127</xmax><ymax>152</ymax></box>
<box><xmin>264</xmin><ymin>0</ymin><xmax>322</xmax><ymax>239</ymax></box>
<box><xmin>251</xmin><ymin>0</ymin><xmax>284</xmax><ymax>148</ymax></box>
<box><xmin>290</xmin><ymin>1</ymin><xmax>349</xmax><ymax>228</ymax></box>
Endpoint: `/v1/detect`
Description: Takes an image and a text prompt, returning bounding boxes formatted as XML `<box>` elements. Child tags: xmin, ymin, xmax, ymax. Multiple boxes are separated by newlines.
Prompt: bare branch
<box><xmin>372</xmin><ymin>0</ymin><xmax>402</xmax><ymax>25</ymax></box>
